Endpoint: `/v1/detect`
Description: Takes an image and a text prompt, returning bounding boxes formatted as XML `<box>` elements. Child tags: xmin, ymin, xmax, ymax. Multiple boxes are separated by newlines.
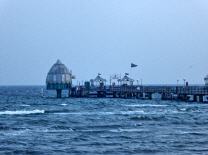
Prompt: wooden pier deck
<box><xmin>69</xmin><ymin>85</ymin><xmax>208</xmax><ymax>102</ymax></box>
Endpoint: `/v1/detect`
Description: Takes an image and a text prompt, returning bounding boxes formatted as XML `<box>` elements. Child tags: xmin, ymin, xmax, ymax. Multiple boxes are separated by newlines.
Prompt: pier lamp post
<box><xmin>140</xmin><ymin>78</ymin><xmax>143</xmax><ymax>86</ymax></box>
<box><xmin>183</xmin><ymin>79</ymin><xmax>186</xmax><ymax>87</ymax></box>
<box><xmin>176</xmin><ymin>80</ymin><xmax>179</xmax><ymax>94</ymax></box>
<box><xmin>110</xmin><ymin>76</ymin><xmax>112</xmax><ymax>86</ymax></box>
<box><xmin>136</xmin><ymin>80</ymin><xmax>139</xmax><ymax>86</ymax></box>
<box><xmin>177</xmin><ymin>80</ymin><xmax>179</xmax><ymax>86</ymax></box>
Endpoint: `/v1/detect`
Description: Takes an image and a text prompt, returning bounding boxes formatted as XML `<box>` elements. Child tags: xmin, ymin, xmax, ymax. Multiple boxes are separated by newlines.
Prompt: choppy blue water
<box><xmin>0</xmin><ymin>86</ymin><xmax>208</xmax><ymax>155</ymax></box>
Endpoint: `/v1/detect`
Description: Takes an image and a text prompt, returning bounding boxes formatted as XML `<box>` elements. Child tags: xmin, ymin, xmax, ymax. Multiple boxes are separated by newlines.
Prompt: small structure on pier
<box><xmin>119</xmin><ymin>73</ymin><xmax>134</xmax><ymax>86</ymax></box>
<box><xmin>110</xmin><ymin>74</ymin><xmax>121</xmax><ymax>86</ymax></box>
<box><xmin>90</xmin><ymin>73</ymin><xmax>106</xmax><ymax>87</ymax></box>
<box><xmin>46</xmin><ymin>60</ymin><xmax>74</xmax><ymax>98</ymax></box>
<box><xmin>205</xmin><ymin>75</ymin><xmax>208</xmax><ymax>86</ymax></box>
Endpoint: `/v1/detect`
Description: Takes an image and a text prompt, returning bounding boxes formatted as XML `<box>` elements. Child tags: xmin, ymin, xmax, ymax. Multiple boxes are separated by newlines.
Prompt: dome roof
<box><xmin>46</xmin><ymin>60</ymin><xmax>72</xmax><ymax>84</ymax></box>
<box><xmin>93</xmin><ymin>74</ymin><xmax>106</xmax><ymax>83</ymax></box>
<box><xmin>121</xmin><ymin>75</ymin><xmax>134</xmax><ymax>82</ymax></box>
<box><xmin>48</xmin><ymin>59</ymin><xmax>70</xmax><ymax>75</ymax></box>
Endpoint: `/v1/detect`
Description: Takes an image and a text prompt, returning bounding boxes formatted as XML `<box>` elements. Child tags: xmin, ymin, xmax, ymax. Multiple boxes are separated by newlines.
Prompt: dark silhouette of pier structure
<box><xmin>69</xmin><ymin>84</ymin><xmax>208</xmax><ymax>102</ymax></box>
<box><xmin>46</xmin><ymin>60</ymin><xmax>208</xmax><ymax>102</ymax></box>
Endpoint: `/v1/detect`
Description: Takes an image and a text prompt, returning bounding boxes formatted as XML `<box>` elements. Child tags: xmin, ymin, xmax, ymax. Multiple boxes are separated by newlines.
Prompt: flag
<box><xmin>131</xmin><ymin>63</ymin><xmax>138</xmax><ymax>68</ymax></box>
<box><xmin>125</xmin><ymin>73</ymin><xmax>129</xmax><ymax>76</ymax></box>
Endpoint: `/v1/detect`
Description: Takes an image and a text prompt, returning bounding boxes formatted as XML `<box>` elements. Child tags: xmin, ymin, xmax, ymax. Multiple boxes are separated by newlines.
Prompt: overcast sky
<box><xmin>0</xmin><ymin>0</ymin><xmax>208</xmax><ymax>85</ymax></box>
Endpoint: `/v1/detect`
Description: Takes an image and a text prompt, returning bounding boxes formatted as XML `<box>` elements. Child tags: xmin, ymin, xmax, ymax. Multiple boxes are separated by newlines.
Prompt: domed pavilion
<box><xmin>46</xmin><ymin>60</ymin><xmax>73</xmax><ymax>98</ymax></box>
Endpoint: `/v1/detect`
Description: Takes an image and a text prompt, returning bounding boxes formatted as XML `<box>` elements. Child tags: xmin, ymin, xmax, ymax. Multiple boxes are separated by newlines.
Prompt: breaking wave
<box><xmin>61</xmin><ymin>103</ymin><xmax>67</xmax><ymax>106</ymax></box>
<box><xmin>0</xmin><ymin>110</ymin><xmax>45</xmax><ymax>115</ymax></box>
<box><xmin>52</xmin><ymin>110</ymin><xmax>145</xmax><ymax>115</ymax></box>
<box><xmin>125</xmin><ymin>104</ymin><xmax>167</xmax><ymax>107</ymax></box>
<box><xmin>109</xmin><ymin>128</ymin><xmax>146</xmax><ymax>133</ymax></box>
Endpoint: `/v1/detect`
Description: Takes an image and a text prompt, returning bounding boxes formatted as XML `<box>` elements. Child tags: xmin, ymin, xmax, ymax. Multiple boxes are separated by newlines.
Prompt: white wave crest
<box><xmin>3</xmin><ymin>129</ymin><xmax>30</xmax><ymax>136</ymax></box>
<box><xmin>110</xmin><ymin>128</ymin><xmax>145</xmax><ymax>133</ymax></box>
<box><xmin>20</xmin><ymin>104</ymin><xmax>31</xmax><ymax>107</ymax></box>
<box><xmin>0</xmin><ymin>109</ymin><xmax>45</xmax><ymax>115</ymax></box>
<box><xmin>60</xmin><ymin>103</ymin><xmax>67</xmax><ymax>106</ymax></box>
<box><xmin>54</xmin><ymin>110</ymin><xmax>144</xmax><ymax>115</ymax></box>
<box><xmin>126</xmin><ymin>104</ymin><xmax>167</xmax><ymax>107</ymax></box>
<box><xmin>119</xmin><ymin>110</ymin><xmax>145</xmax><ymax>115</ymax></box>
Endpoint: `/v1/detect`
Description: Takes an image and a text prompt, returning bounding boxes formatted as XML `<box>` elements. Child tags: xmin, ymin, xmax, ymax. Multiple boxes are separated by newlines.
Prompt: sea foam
<box><xmin>54</xmin><ymin>110</ymin><xmax>144</xmax><ymax>115</ymax></box>
<box><xmin>0</xmin><ymin>109</ymin><xmax>45</xmax><ymax>115</ymax></box>
<box><xmin>125</xmin><ymin>104</ymin><xmax>167</xmax><ymax>107</ymax></box>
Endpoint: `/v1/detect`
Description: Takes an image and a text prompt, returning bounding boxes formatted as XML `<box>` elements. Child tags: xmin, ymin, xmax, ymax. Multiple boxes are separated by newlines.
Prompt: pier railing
<box><xmin>74</xmin><ymin>85</ymin><xmax>208</xmax><ymax>95</ymax></box>
<box><xmin>67</xmin><ymin>85</ymin><xmax>208</xmax><ymax>102</ymax></box>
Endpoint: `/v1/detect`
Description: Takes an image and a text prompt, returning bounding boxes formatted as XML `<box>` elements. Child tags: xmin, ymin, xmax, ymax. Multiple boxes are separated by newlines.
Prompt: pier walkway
<box><xmin>69</xmin><ymin>85</ymin><xmax>208</xmax><ymax>102</ymax></box>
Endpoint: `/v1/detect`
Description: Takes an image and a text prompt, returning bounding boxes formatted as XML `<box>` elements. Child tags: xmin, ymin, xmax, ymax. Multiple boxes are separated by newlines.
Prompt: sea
<box><xmin>0</xmin><ymin>86</ymin><xmax>208</xmax><ymax>155</ymax></box>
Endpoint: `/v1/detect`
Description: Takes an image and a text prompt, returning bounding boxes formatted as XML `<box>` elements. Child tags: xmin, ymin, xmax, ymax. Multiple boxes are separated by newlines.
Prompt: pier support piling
<box><xmin>56</xmin><ymin>89</ymin><xmax>62</xmax><ymax>98</ymax></box>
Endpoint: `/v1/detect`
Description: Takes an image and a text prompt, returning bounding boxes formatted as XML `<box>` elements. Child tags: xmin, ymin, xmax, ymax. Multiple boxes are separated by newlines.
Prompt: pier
<box><xmin>69</xmin><ymin>85</ymin><xmax>208</xmax><ymax>103</ymax></box>
<box><xmin>46</xmin><ymin>60</ymin><xmax>208</xmax><ymax>103</ymax></box>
